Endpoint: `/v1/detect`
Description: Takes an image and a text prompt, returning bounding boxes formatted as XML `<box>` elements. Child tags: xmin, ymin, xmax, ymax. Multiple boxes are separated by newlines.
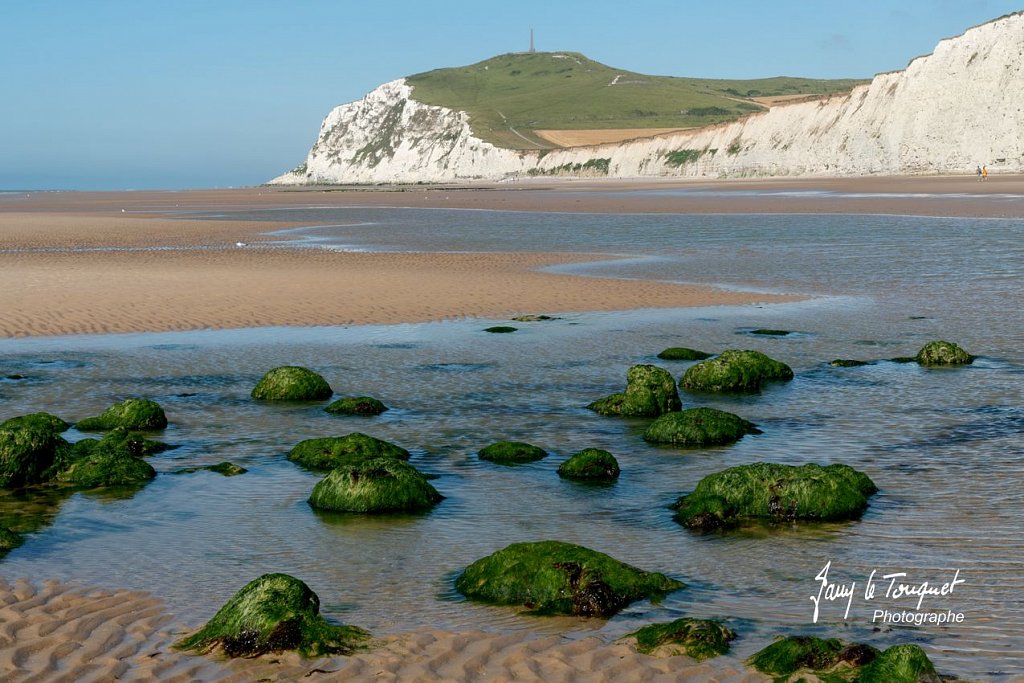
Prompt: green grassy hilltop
<box><xmin>407</xmin><ymin>52</ymin><xmax>866</xmax><ymax>149</ymax></box>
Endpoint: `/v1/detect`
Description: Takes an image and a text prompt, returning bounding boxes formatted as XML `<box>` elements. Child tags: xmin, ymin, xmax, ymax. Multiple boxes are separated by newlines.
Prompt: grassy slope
<box><xmin>407</xmin><ymin>52</ymin><xmax>866</xmax><ymax>149</ymax></box>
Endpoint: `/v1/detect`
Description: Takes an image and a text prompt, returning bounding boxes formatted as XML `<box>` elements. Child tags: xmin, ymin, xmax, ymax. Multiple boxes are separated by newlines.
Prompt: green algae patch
<box><xmin>681</xmin><ymin>350</ymin><xmax>793</xmax><ymax>393</ymax></box>
<box><xmin>251</xmin><ymin>366</ymin><xmax>333</xmax><ymax>401</ymax></box>
<box><xmin>454</xmin><ymin>540</ymin><xmax>684</xmax><ymax>617</ymax></box>
<box><xmin>748</xmin><ymin>637</ymin><xmax>940</xmax><ymax>683</ymax></box>
<box><xmin>831</xmin><ymin>359</ymin><xmax>869</xmax><ymax>367</ymax></box>
<box><xmin>587</xmin><ymin>364</ymin><xmax>681</xmax><ymax>417</ymax></box>
<box><xmin>478</xmin><ymin>441</ymin><xmax>548</xmax><ymax>464</ymax></box>
<box><xmin>671</xmin><ymin>462</ymin><xmax>877</xmax><ymax>531</ymax></box>
<box><xmin>750</xmin><ymin>329</ymin><xmax>791</xmax><ymax>336</ymax></box>
<box><xmin>0</xmin><ymin>526</ymin><xmax>23</xmax><ymax>552</ymax></box>
<box><xmin>656</xmin><ymin>347</ymin><xmax>711</xmax><ymax>361</ymax></box>
<box><xmin>175</xmin><ymin>573</ymin><xmax>370</xmax><ymax>658</ymax></box>
<box><xmin>557</xmin><ymin>448</ymin><xmax>620</xmax><ymax>482</ymax></box>
<box><xmin>288</xmin><ymin>433</ymin><xmax>410</xmax><ymax>471</ymax></box>
<box><xmin>643</xmin><ymin>407</ymin><xmax>761</xmax><ymax>447</ymax></box>
<box><xmin>308</xmin><ymin>458</ymin><xmax>443</xmax><ymax>513</ymax></box>
<box><xmin>76</xmin><ymin>398</ymin><xmax>168</xmax><ymax>431</ymax></box>
<box><xmin>0</xmin><ymin>413</ymin><xmax>69</xmax><ymax>433</ymax></box>
<box><xmin>484</xmin><ymin>326</ymin><xmax>517</xmax><ymax>333</ymax></box>
<box><xmin>324</xmin><ymin>396</ymin><xmax>389</xmax><ymax>416</ymax></box>
<box><xmin>915</xmin><ymin>341</ymin><xmax>974</xmax><ymax>366</ymax></box>
<box><xmin>56</xmin><ymin>431</ymin><xmax>157</xmax><ymax>488</ymax></box>
<box><xmin>0</xmin><ymin>419</ymin><xmax>71</xmax><ymax>488</ymax></box>
<box><xmin>625</xmin><ymin>618</ymin><xmax>735</xmax><ymax>660</ymax></box>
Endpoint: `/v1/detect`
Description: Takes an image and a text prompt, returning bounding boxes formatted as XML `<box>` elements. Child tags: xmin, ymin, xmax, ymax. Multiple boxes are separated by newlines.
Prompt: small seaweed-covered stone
<box><xmin>748</xmin><ymin>637</ymin><xmax>940</xmax><ymax>683</ymax></box>
<box><xmin>308</xmin><ymin>458</ymin><xmax>443</xmax><ymax>513</ymax></box>
<box><xmin>557</xmin><ymin>448</ymin><xmax>620</xmax><ymax>481</ymax></box>
<box><xmin>625</xmin><ymin>618</ymin><xmax>735</xmax><ymax>660</ymax></box>
<box><xmin>587</xmin><ymin>364</ymin><xmax>681</xmax><ymax>417</ymax></box>
<box><xmin>287</xmin><ymin>433</ymin><xmax>410</xmax><ymax>471</ymax></box>
<box><xmin>0</xmin><ymin>413</ymin><xmax>69</xmax><ymax>433</ymax></box>
<box><xmin>681</xmin><ymin>350</ymin><xmax>793</xmax><ymax>393</ymax></box>
<box><xmin>656</xmin><ymin>347</ymin><xmax>711</xmax><ymax>361</ymax></box>
<box><xmin>915</xmin><ymin>341</ymin><xmax>974</xmax><ymax>366</ymax></box>
<box><xmin>56</xmin><ymin>431</ymin><xmax>157</xmax><ymax>488</ymax></box>
<box><xmin>76</xmin><ymin>398</ymin><xmax>168</xmax><ymax>431</ymax></box>
<box><xmin>748</xmin><ymin>636</ymin><xmax>851</xmax><ymax>677</ymax></box>
<box><xmin>0</xmin><ymin>527</ymin><xmax>23</xmax><ymax>552</ymax></box>
<box><xmin>831</xmin><ymin>359</ymin><xmax>869</xmax><ymax>367</ymax></box>
<box><xmin>643</xmin><ymin>407</ymin><xmax>761</xmax><ymax>447</ymax></box>
<box><xmin>175</xmin><ymin>573</ymin><xmax>370</xmax><ymax>657</ymax></box>
<box><xmin>324</xmin><ymin>397</ymin><xmax>388</xmax><ymax>416</ymax></box>
<box><xmin>0</xmin><ymin>418</ymin><xmax>71</xmax><ymax>488</ymax></box>
<box><xmin>484</xmin><ymin>326</ymin><xmax>517</xmax><ymax>333</ymax></box>
<box><xmin>251</xmin><ymin>366</ymin><xmax>333</xmax><ymax>401</ymax></box>
<box><xmin>478</xmin><ymin>441</ymin><xmax>547</xmax><ymax>464</ymax></box>
<box><xmin>455</xmin><ymin>540</ymin><xmax>684</xmax><ymax>617</ymax></box>
<box><xmin>858</xmin><ymin>644</ymin><xmax>941</xmax><ymax>683</ymax></box>
<box><xmin>749</xmin><ymin>328</ymin><xmax>791</xmax><ymax>336</ymax></box>
<box><xmin>671</xmin><ymin>462</ymin><xmax>878</xmax><ymax>531</ymax></box>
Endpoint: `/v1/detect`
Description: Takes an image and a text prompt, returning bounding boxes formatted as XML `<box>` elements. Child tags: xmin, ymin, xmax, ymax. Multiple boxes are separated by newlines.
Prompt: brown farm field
<box><xmin>534</xmin><ymin>127</ymin><xmax>691</xmax><ymax>147</ymax></box>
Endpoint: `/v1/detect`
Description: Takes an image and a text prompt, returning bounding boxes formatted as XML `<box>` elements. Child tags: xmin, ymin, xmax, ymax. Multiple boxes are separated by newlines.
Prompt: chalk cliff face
<box><xmin>270</xmin><ymin>13</ymin><xmax>1024</xmax><ymax>184</ymax></box>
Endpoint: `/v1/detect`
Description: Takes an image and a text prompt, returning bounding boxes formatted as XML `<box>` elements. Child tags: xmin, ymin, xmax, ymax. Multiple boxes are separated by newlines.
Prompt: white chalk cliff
<box><xmin>270</xmin><ymin>13</ymin><xmax>1024</xmax><ymax>184</ymax></box>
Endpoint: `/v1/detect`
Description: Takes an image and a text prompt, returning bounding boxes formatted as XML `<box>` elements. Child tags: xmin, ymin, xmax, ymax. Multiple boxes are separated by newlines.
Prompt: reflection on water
<box><xmin>1</xmin><ymin>208</ymin><xmax>1022</xmax><ymax>681</ymax></box>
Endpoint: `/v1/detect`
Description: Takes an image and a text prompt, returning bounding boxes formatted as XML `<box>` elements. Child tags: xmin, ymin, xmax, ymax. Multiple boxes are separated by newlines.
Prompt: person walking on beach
<box><xmin>982</xmin><ymin>165</ymin><xmax>989</xmax><ymax>180</ymax></box>
<box><xmin>976</xmin><ymin>165</ymin><xmax>983</xmax><ymax>180</ymax></box>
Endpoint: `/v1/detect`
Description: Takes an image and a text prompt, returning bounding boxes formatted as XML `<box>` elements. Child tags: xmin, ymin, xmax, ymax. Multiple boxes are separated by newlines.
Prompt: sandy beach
<box><xmin>3</xmin><ymin>175</ymin><xmax>1024</xmax><ymax>681</ymax></box>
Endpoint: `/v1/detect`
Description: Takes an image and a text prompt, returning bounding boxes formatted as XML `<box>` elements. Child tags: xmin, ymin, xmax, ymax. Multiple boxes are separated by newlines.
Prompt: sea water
<box><xmin>1</xmin><ymin>206</ymin><xmax>1022</xmax><ymax>680</ymax></box>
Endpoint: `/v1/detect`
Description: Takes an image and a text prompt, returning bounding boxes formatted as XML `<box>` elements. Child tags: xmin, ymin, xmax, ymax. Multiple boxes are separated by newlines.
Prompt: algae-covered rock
<box><xmin>251</xmin><ymin>366</ymin><xmax>333</xmax><ymax>401</ymax></box>
<box><xmin>511</xmin><ymin>314</ymin><xmax>556</xmax><ymax>322</ymax></box>
<box><xmin>748</xmin><ymin>637</ymin><xmax>940</xmax><ymax>683</ymax></box>
<box><xmin>0</xmin><ymin>419</ymin><xmax>71</xmax><ymax>488</ymax></box>
<box><xmin>557</xmin><ymin>448</ymin><xmax>620</xmax><ymax>482</ymax></box>
<box><xmin>76</xmin><ymin>398</ymin><xmax>168</xmax><ymax>431</ymax></box>
<box><xmin>625</xmin><ymin>618</ymin><xmax>735</xmax><ymax>660</ymax></box>
<box><xmin>0</xmin><ymin>413</ymin><xmax>69</xmax><ymax>433</ymax></box>
<box><xmin>175</xmin><ymin>573</ymin><xmax>370</xmax><ymax>657</ymax></box>
<box><xmin>478</xmin><ymin>441</ymin><xmax>547</xmax><ymax>464</ymax></box>
<box><xmin>587</xmin><ymin>364</ymin><xmax>681</xmax><ymax>417</ymax></box>
<box><xmin>324</xmin><ymin>396</ymin><xmax>389</xmax><ymax>416</ymax></box>
<box><xmin>0</xmin><ymin>526</ymin><xmax>23</xmax><ymax>552</ymax></box>
<box><xmin>308</xmin><ymin>458</ymin><xmax>443</xmax><ymax>513</ymax></box>
<box><xmin>643</xmin><ymin>407</ymin><xmax>761</xmax><ymax>447</ymax></box>
<box><xmin>454</xmin><ymin>540</ymin><xmax>684</xmax><ymax>617</ymax></box>
<box><xmin>750</xmin><ymin>328</ymin><xmax>791</xmax><ymax>336</ymax></box>
<box><xmin>915</xmin><ymin>341</ymin><xmax>974</xmax><ymax>366</ymax></box>
<box><xmin>656</xmin><ymin>347</ymin><xmax>711</xmax><ymax>361</ymax></box>
<box><xmin>681</xmin><ymin>350</ymin><xmax>793</xmax><ymax>393</ymax></box>
<box><xmin>831</xmin><ymin>359</ymin><xmax>869</xmax><ymax>367</ymax></box>
<box><xmin>176</xmin><ymin>461</ymin><xmax>248</xmax><ymax>476</ymax></box>
<box><xmin>484</xmin><ymin>326</ymin><xmax>517</xmax><ymax>333</ymax></box>
<box><xmin>288</xmin><ymin>433</ymin><xmax>410</xmax><ymax>471</ymax></box>
<box><xmin>56</xmin><ymin>431</ymin><xmax>157</xmax><ymax>487</ymax></box>
<box><xmin>671</xmin><ymin>462</ymin><xmax>877</xmax><ymax>531</ymax></box>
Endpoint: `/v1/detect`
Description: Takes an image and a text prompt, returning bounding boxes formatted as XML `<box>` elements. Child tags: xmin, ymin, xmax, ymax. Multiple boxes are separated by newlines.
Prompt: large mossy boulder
<box><xmin>288</xmin><ymin>433</ymin><xmax>410</xmax><ymax>471</ymax></box>
<box><xmin>324</xmin><ymin>396</ymin><xmax>388</xmax><ymax>416</ymax></box>
<box><xmin>672</xmin><ymin>462</ymin><xmax>878</xmax><ymax>531</ymax></box>
<box><xmin>1</xmin><ymin>413</ymin><xmax>69</xmax><ymax>433</ymax></box>
<box><xmin>656</xmin><ymin>347</ymin><xmax>711</xmax><ymax>361</ymax></box>
<box><xmin>915</xmin><ymin>341</ymin><xmax>974</xmax><ymax>366</ymax></box>
<box><xmin>251</xmin><ymin>366</ymin><xmax>333</xmax><ymax>401</ymax></box>
<box><xmin>625</xmin><ymin>618</ymin><xmax>735</xmax><ymax>660</ymax></box>
<box><xmin>478</xmin><ymin>441</ymin><xmax>547</xmax><ymax>465</ymax></box>
<box><xmin>643</xmin><ymin>407</ymin><xmax>761</xmax><ymax>447</ymax></box>
<box><xmin>56</xmin><ymin>430</ymin><xmax>157</xmax><ymax>487</ymax></box>
<box><xmin>0</xmin><ymin>527</ymin><xmax>23</xmax><ymax>552</ymax></box>
<box><xmin>76</xmin><ymin>398</ymin><xmax>167</xmax><ymax>431</ymax></box>
<box><xmin>587</xmin><ymin>364</ymin><xmax>681</xmax><ymax>417</ymax></box>
<box><xmin>0</xmin><ymin>417</ymin><xmax>71</xmax><ymax>488</ymax></box>
<box><xmin>557</xmin><ymin>448</ymin><xmax>620</xmax><ymax>482</ymax></box>
<box><xmin>454</xmin><ymin>540</ymin><xmax>684</xmax><ymax>617</ymax></box>
<box><xmin>749</xmin><ymin>636</ymin><xmax>939</xmax><ymax>683</ymax></box>
<box><xmin>175</xmin><ymin>573</ymin><xmax>370</xmax><ymax>657</ymax></box>
<box><xmin>681</xmin><ymin>350</ymin><xmax>793</xmax><ymax>393</ymax></box>
<box><xmin>308</xmin><ymin>458</ymin><xmax>443</xmax><ymax>513</ymax></box>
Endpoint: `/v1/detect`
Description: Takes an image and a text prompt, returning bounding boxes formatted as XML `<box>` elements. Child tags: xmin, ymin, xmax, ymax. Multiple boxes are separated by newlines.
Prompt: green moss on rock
<box><xmin>681</xmin><ymin>350</ymin><xmax>793</xmax><ymax>393</ymax></box>
<box><xmin>76</xmin><ymin>398</ymin><xmax>168</xmax><ymax>431</ymax></box>
<box><xmin>308</xmin><ymin>458</ymin><xmax>443</xmax><ymax>513</ymax></box>
<box><xmin>478</xmin><ymin>441</ymin><xmax>547</xmax><ymax>464</ymax></box>
<box><xmin>324</xmin><ymin>396</ymin><xmax>389</xmax><ymax>416</ymax></box>
<box><xmin>656</xmin><ymin>347</ymin><xmax>711</xmax><ymax>361</ymax></box>
<box><xmin>915</xmin><ymin>341</ymin><xmax>974</xmax><ymax>366</ymax></box>
<box><xmin>587</xmin><ymin>364</ymin><xmax>681</xmax><ymax>417</ymax></box>
<box><xmin>454</xmin><ymin>540</ymin><xmax>684</xmax><ymax>617</ymax></box>
<box><xmin>0</xmin><ymin>419</ymin><xmax>71</xmax><ymax>488</ymax></box>
<box><xmin>56</xmin><ymin>431</ymin><xmax>157</xmax><ymax>487</ymax></box>
<box><xmin>175</xmin><ymin>573</ymin><xmax>370</xmax><ymax>657</ymax></box>
<box><xmin>0</xmin><ymin>526</ymin><xmax>23</xmax><ymax>552</ymax></box>
<box><xmin>748</xmin><ymin>635</ymin><xmax>849</xmax><ymax>676</ymax></box>
<box><xmin>749</xmin><ymin>637</ymin><xmax>940</xmax><ymax>683</ymax></box>
<box><xmin>288</xmin><ymin>433</ymin><xmax>410</xmax><ymax>471</ymax></box>
<box><xmin>0</xmin><ymin>413</ymin><xmax>69</xmax><ymax>433</ymax></box>
<box><xmin>831</xmin><ymin>359</ymin><xmax>869</xmax><ymax>367</ymax></box>
<box><xmin>557</xmin><ymin>448</ymin><xmax>620</xmax><ymax>481</ymax></box>
<box><xmin>251</xmin><ymin>366</ymin><xmax>333</xmax><ymax>401</ymax></box>
<box><xmin>858</xmin><ymin>643</ymin><xmax>940</xmax><ymax>683</ymax></box>
<box><xmin>626</xmin><ymin>618</ymin><xmax>735</xmax><ymax>660</ymax></box>
<box><xmin>643</xmin><ymin>407</ymin><xmax>761</xmax><ymax>447</ymax></box>
<box><xmin>672</xmin><ymin>462</ymin><xmax>877</xmax><ymax>531</ymax></box>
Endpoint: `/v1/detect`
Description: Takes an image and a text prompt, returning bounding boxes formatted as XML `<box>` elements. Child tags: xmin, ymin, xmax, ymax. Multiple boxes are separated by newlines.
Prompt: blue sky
<box><xmin>2</xmin><ymin>0</ymin><xmax>1020</xmax><ymax>190</ymax></box>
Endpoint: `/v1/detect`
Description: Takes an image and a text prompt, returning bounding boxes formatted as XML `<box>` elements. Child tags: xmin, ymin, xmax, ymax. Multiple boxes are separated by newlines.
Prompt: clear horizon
<box><xmin>2</xmin><ymin>0</ymin><xmax>1021</xmax><ymax>191</ymax></box>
